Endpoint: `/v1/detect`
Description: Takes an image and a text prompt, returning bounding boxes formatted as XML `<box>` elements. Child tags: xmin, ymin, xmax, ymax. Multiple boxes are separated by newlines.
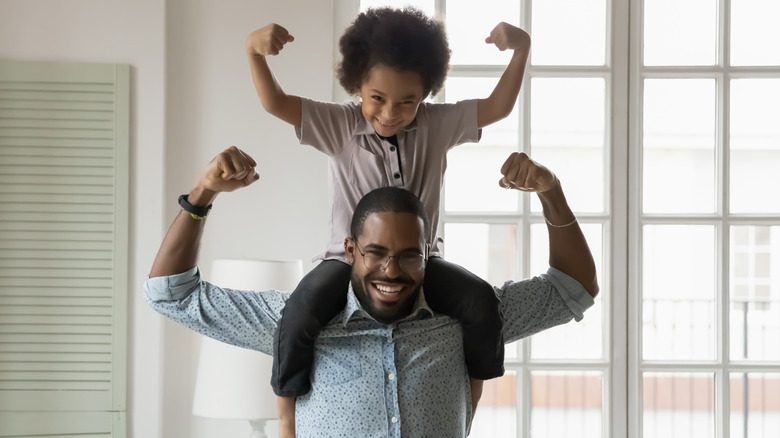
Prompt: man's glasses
<box><xmin>353</xmin><ymin>239</ymin><xmax>426</xmax><ymax>273</ymax></box>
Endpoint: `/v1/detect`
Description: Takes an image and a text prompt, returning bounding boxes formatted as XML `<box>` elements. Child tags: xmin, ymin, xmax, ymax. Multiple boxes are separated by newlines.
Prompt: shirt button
<box><xmin>388</xmin><ymin>373</ymin><xmax>395</xmax><ymax>380</ymax></box>
<box><xmin>386</xmin><ymin>337</ymin><xmax>393</xmax><ymax>344</ymax></box>
<box><xmin>391</xmin><ymin>416</ymin><xmax>398</xmax><ymax>423</ymax></box>
<box><xmin>394</xmin><ymin>173</ymin><xmax>401</xmax><ymax>179</ymax></box>
<box><xmin>390</xmin><ymin>146</ymin><xmax>396</xmax><ymax>152</ymax></box>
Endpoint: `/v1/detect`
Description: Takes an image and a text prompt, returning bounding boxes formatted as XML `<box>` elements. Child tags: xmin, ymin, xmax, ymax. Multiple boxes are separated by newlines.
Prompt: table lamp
<box><xmin>192</xmin><ymin>259</ymin><xmax>303</xmax><ymax>438</ymax></box>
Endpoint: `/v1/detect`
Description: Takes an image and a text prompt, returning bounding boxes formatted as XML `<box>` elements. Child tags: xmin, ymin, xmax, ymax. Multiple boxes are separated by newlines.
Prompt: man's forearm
<box><xmin>149</xmin><ymin>187</ymin><xmax>217</xmax><ymax>278</ymax></box>
<box><xmin>537</xmin><ymin>184</ymin><xmax>599</xmax><ymax>297</ymax></box>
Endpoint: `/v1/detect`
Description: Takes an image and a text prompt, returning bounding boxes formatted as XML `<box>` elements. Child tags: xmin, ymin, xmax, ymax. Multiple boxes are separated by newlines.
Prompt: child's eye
<box><xmin>371</xmin><ymin>95</ymin><xmax>384</xmax><ymax>102</ymax></box>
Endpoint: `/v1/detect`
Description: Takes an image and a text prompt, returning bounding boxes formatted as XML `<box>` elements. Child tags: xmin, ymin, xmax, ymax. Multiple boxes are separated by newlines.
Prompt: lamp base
<box><xmin>247</xmin><ymin>419</ymin><xmax>270</xmax><ymax>438</ymax></box>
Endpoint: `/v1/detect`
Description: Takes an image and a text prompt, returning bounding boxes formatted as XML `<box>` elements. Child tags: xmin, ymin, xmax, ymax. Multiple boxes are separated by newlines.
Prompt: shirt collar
<box><xmin>342</xmin><ymin>283</ymin><xmax>434</xmax><ymax>327</ymax></box>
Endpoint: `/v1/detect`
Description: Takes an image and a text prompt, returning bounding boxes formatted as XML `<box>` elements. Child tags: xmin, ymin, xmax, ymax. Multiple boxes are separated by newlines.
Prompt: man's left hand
<box><xmin>498</xmin><ymin>152</ymin><xmax>558</xmax><ymax>193</ymax></box>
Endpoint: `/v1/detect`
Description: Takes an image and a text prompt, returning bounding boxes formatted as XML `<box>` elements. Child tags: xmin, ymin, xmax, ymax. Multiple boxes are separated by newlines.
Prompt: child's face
<box><xmin>358</xmin><ymin>64</ymin><xmax>426</xmax><ymax>137</ymax></box>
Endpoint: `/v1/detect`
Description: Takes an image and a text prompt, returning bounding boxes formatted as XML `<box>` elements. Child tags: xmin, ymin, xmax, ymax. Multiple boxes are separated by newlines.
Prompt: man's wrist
<box><xmin>537</xmin><ymin>182</ymin><xmax>576</xmax><ymax>225</ymax></box>
<box><xmin>188</xmin><ymin>185</ymin><xmax>218</xmax><ymax>207</ymax></box>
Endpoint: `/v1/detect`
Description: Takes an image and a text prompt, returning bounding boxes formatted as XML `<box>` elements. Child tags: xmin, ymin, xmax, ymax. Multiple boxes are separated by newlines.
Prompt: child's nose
<box><xmin>383</xmin><ymin>105</ymin><xmax>398</xmax><ymax>119</ymax></box>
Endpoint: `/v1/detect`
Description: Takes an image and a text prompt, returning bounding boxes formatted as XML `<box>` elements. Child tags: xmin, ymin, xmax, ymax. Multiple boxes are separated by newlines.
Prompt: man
<box><xmin>145</xmin><ymin>146</ymin><xmax>598</xmax><ymax>437</ymax></box>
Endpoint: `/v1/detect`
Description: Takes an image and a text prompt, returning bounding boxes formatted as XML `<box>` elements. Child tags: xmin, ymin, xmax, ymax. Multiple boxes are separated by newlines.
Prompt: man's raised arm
<box><xmin>499</xmin><ymin>152</ymin><xmax>599</xmax><ymax>298</ymax></box>
<box><xmin>149</xmin><ymin>146</ymin><xmax>260</xmax><ymax>278</ymax></box>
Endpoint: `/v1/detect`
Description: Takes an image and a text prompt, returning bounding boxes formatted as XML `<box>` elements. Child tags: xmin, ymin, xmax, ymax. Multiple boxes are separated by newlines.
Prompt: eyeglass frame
<box><xmin>351</xmin><ymin>237</ymin><xmax>428</xmax><ymax>273</ymax></box>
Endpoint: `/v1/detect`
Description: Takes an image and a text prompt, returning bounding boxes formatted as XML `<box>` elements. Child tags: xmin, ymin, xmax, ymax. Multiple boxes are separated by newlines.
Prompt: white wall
<box><xmin>163</xmin><ymin>1</ymin><xmax>333</xmax><ymax>437</ymax></box>
<box><xmin>0</xmin><ymin>0</ymin><xmax>335</xmax><ymax>437</ymax></box>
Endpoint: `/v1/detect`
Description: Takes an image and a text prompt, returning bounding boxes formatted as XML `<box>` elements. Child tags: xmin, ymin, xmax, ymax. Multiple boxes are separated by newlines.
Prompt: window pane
<box><xmin>443</xmin><ymin>223</ymin><xmax>517</xmax><ymax>287</ymax></box>
<box><xmin>531</xmin><ymin>371</ymin><xmax>603</xmax><ymax>438</ymax></box>
<box><xmin>470</xmin><ymin>371</ymin><xmax>517</xmax><ymax>437</ymax></box>
<box><xmin>531</xmin><ymin>0</ymin><xmax>606</xmax><ymax>66</ymax></box>
<box><xmin>730</xmin><ymin>79</ymin><xmax>780</xmax><ymax>214</ymax></box>
<box><xmin>643</xmin><ymin>79</ymin><xmax>716</xmax><ymax>214</ymax></box>
<box><xmin>530</xmin><ymin>223</ymin><xmax>604</xmax><ymax>360</ymax></box>
<box><xmin>446</xmin><ymin>0</ymin><xmax>520</xmax><ymax>66</ymax></box>
<box><xmin>643</xmin><ymin>0</ymin><xmax>717</xmax><ymax>66</ymax></box>
<box><xmin>530</xmin><ymin>78</ymin><xmax>605</xmax><ymax>213</ymax></box>
<box><xmin>643</xmin><ymin>225</ymin><xmax>716</xmax><ymax>360</ymax></box>
<box><xmin>446</xmin><ymin>77</ymin><xmax>519</xmax><ymax>147</ymax></box>
<box><xmin>730</xmin><ymin>373</ymin><xmax>780</xmax><ymax>438</ymax></box>
<box><xmin>444</xmin><ymin>145</ymin><xmax>520</xmax><ymax>212</ymax></box>
<box><xmin>444</xmin><ymin>77</ymin><xmax>520</xmax><ymax>213</ymax></box>
<box><xmin>643</xmin><ymin>372</ymin><xmax>715</xmax><ymax>438</ymax></box>
<box><xmin>730</xmin><ymin>0</ymin><xmax>780</xmax><ymax>66</ymax></box>
<box><xmin>730</xmin><ymin>226</ymin><xmax>780</xmax><ymax>361</ymax></box>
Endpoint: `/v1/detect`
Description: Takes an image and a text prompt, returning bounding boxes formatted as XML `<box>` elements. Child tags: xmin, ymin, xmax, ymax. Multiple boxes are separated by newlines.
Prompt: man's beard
<box><xmin>351</xmin><ymin>271</ymin><xmax>419</xmax><ymax>324</ymax></box>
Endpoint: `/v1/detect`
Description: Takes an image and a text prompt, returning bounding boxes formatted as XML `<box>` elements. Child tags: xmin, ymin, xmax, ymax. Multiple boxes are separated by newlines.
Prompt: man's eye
<box><xmin>400</xmin><ymin>254</ymin><xmax>421</xmax><ymax>262</ymax></box>
<box><xmin>366</xmin><ymin>250</ymin><xmax>387</xmax><ymax>258</ymax></box>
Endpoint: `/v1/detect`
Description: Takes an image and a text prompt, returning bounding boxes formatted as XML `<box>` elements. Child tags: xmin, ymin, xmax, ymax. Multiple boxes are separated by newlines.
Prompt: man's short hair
<box><xmin>350</xmin><ymin>187</ymin><xmax>430</xmax><ymax>240</ymax></box>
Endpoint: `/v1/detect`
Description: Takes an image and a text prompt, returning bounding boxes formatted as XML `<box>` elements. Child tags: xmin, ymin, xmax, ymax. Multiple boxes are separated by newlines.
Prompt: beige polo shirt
<box><xmin>296</xmin><ymin>97</ymin><xmax>481</xmax><ymax>262</ymax></box>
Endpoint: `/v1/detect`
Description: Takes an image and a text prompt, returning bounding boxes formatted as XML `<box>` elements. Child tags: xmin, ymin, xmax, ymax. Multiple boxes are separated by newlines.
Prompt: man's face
<box><xmin>345</xmin><ymin>211</ymin><xmax>427</xmax><ymax>324</ymax></box>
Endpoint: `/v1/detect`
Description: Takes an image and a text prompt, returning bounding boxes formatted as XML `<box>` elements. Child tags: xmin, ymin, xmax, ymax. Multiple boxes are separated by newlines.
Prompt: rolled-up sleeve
<box><xmin>499</xmin><ymin>267</ymin><xmax>595</xmax><ymax>344</ymax></box>
<box><xmin>143</xmin><ymin>267</ymin><xmax>288</xmax><ymax>355</ymax></box>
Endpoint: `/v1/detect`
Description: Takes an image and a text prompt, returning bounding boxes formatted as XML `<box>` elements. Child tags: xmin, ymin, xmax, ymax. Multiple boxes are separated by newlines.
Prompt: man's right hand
<box><xmin>246</xmin><ymin>23</ymin><xmax>295</xmax><ymax>56</ymax></box>
<box><xmin>149</xmin><ymin>146</ymin><xmax>259</xmax><ymax>278</ymax></box>
<box><xmin>189</xmin><ymin>146</ymin><xmax>259</xmax><ymax>207</ymax></box>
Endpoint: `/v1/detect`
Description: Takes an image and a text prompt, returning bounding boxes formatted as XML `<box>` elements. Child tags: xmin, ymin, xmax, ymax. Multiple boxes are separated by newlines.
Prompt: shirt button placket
<box><xmin>383</xmin><ymin>328</ymin><xmax>401</xmax><ymax>437</ymax></box>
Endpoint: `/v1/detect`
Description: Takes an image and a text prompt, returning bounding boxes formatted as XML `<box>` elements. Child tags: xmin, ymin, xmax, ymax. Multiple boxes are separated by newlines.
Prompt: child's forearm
<box><xmin>247</xmin><ymin>52</ymin><xmax>302</xmax><ymax>127</ymax></box>
<box><xmin>477</xmin><ymin>47</ymin><xmax>530</xmax><ymax>128</ymax></box>
<box><xmin>478</xmin><ymin>24</ymin><xmax>531</xmax><ymax>128</ymax></box>
<box><xmin>245</xmin><ymin>25</ymin><xmax>302</xmax><ymax>127</ymax></box>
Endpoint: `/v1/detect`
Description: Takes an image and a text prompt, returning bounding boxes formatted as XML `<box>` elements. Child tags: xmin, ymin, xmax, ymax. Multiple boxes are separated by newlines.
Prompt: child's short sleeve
<box><xmin>296</xmin><ymin>97</ymin><xmax>365</xmax><ymax>157</ymax></box>
<box><xmin>418</xmin><ymin>99</ymin><xmax>481</xmax><ymax>152</ymax></box>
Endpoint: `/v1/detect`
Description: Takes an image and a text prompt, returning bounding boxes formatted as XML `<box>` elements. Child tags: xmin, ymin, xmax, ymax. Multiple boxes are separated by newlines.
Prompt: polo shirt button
<box><xmin>391</xmin><ymin>416</ymin><xmax>398</xmax><ymax>423</ymax></box>
<box><xmin>387</xmin><ymin>337</ymin><xmax>392</xmax><ymax>344</ymax></box>
<box><xmin>394</xmin><ymin>173</ymin><xmax>400</xmax><ymax>179</ymax></box>
<box><xmin>390</xmin><ymin>146</ymin><xmax>396</xmax><ymax>152</ymax></box>
<box><xmin>388</xmin><ymin>373</ymin><xmax>395</xmax><ymax>380</ymax></box>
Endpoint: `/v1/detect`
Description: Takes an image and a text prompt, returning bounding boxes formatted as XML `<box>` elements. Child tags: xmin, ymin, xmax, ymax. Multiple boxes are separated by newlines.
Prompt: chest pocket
<box><xmin>311</xmin><ymin>336</ymin><xmax>362</xmax><ymax>387</ymax></box>
<box><xmin>349</xmin><ymin>145</ymin><xmax>388</xmax><ymax>190</ymax></box>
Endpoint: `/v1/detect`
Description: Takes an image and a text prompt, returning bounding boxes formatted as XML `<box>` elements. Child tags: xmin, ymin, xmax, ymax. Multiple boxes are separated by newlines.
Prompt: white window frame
<box><xmin>334</xmin><ymin>0</ymin><xmax>780</xmax><ymax>436</ymax></box>
<box><xmin>628</xmin><ymin>1</ymin><xmax>780</xmax><ymax>437</ymax></box>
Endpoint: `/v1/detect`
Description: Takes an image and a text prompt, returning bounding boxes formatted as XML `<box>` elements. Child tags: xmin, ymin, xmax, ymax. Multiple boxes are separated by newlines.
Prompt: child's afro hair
<box><xmin>337</xmin><ymin>6</ymin><xmax>451</xmax><ymax>97</ymax></box>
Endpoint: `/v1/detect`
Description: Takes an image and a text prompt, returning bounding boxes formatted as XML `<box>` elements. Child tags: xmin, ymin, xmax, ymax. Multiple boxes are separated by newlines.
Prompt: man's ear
<box><xmin>344</xmin><ymin>237</ymin><xmax>356</xmax><ymax>265</ymax></box>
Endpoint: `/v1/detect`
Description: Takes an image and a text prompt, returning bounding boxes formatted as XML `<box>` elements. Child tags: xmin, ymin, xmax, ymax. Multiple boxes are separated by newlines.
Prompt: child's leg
<box><xmin>423</xmin><ymin>257</ymin><xmax>505</xmax><ymax>380</ymax></box>
<box><xmin>271</xmin><ymin>260</ymin><xmax>351</xmax><ymax>396</ymax></box>
<box><xmin>277</xmin><ymin>396</ymin><xmax>296</xmax><ymax>438</ymax></box>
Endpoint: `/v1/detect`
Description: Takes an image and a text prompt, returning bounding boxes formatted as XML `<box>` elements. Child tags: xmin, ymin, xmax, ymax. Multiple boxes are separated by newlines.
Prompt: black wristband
<box><xmin>178</xmin><ymin>194</ymin><xmax>212</xmax><ymax>219</ymax></box>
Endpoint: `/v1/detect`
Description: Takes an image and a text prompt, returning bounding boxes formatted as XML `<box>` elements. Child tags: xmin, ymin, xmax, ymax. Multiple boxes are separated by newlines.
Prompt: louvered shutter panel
<box><xmin>0</xmin><ymin>60</ymin><xmax>128</xmax><ymax>437</ymax></box>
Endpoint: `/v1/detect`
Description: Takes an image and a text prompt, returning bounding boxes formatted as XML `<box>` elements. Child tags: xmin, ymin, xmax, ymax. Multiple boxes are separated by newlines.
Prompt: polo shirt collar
<box><xmin>342</xmin><ymin>283</ymin><xmax>434</xmax><ymax>327</ymax></box>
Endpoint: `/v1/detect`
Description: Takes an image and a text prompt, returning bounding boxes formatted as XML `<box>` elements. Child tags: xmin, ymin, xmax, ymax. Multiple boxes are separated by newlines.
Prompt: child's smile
<box><xmin>358</xmin><ymin>64</ymin><xmax>425</xmax><ymax>137</ymax></box>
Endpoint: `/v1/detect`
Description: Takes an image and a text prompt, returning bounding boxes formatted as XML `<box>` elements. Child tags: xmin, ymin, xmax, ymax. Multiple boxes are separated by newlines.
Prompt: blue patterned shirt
<box><xmin>144</xmin><ymin>266</ymin><xmax>594</xmax><ymax>437</ymax></box>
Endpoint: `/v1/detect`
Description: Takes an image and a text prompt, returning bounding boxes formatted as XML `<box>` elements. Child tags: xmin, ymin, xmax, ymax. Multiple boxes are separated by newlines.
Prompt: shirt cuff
<box><xmin>144</xmin><ymin>266</ymin><xmax>201</xmax><ymax>301</ymax></box>
<box><xmin>541</xmin><ymin>267</ymin><xmax>595</xmax><ymax>322</ymax></box>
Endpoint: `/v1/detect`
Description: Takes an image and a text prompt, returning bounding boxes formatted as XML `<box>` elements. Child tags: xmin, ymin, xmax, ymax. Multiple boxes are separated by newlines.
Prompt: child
<box><xmin>246</xmin><ymin>6</ymin><xmax>530</xmax><ymax>432</ymax></box>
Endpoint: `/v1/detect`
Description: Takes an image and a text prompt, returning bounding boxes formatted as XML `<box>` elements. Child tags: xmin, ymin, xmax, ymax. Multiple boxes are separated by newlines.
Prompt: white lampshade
<box><xmin>192</xmin><ymin>259</ymin><xmax>303</xmax><ymax>422</ymax></box>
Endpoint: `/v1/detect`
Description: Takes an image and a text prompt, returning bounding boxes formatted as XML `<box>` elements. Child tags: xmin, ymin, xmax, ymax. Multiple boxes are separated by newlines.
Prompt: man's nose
<box><xmin>380</xmin><ymin>255</ymin><xmax>403</xmax><ymax>275</ymax></box>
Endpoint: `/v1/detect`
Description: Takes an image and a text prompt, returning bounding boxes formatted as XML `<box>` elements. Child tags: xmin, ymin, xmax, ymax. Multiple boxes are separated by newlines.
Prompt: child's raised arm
<box><xmin>246</xmin><ymin>23</ymin><xmax>303</xmax><ymax>128</ymax></box>
<box><xmin>477</xmin><ymin>23</ymin><xmax>531</xmax><ymax>128</ymax></box>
